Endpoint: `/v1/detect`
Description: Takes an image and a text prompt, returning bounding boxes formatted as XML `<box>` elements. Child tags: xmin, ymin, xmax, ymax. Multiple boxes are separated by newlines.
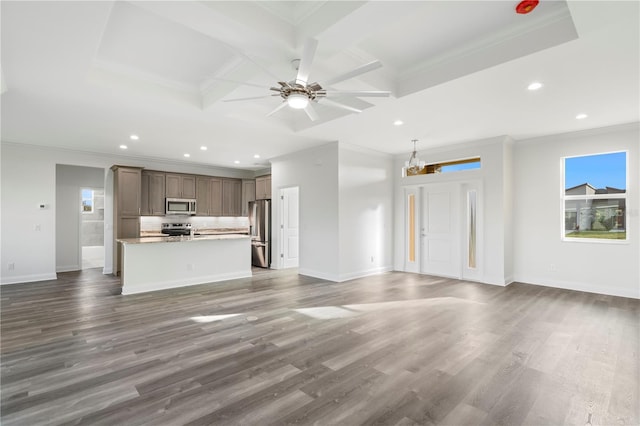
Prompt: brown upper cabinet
<box><xmin>166</xmin><ymin>173</ymin><xmax>196</xmax><ymax>199</ymax></box>
<box><xmin>241</xmin><ymin>179</ymin><xmax>256</xmax><ymax>216</ymax></box>
<box><xmin>222</xmin><ymin>179</ymin><xmax>242</xmax><ymax>216</ymax></box>
<box><xmin>255</xmin><ymin>175</ymin><xmax>271</xmax><ymax>200</ymax></box>
<box><xmin>196</xmin><ymin>176</ymin><xmax>223</xmax><ymax>216</ymax></box>
<box><xmin>141</xmin><ymin>171</ymin><xmax>166</xmax><ymax>215</ymax></box>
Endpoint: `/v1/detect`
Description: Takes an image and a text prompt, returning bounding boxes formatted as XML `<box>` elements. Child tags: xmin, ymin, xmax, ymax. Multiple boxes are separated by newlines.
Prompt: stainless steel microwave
<box><xmin>165</xmin><ymin>198</ymin><xmax>196</xmax><ymax>215</ymax></box>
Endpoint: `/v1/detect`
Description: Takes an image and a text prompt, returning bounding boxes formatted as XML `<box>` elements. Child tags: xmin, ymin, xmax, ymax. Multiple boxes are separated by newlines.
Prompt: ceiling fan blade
<box><xmin>324</xmin><ymin>60</ymin><xmax>383</xmax><ymax>86</ymax></box>
<box><xmin>320</xmin><ymin>98</ymin><xmax>362</xmax><ymax>114</ymax></box>
<box><xmin>266</xmin><ymin>101</ymin><xmax>288</xmax><ymax>117</ymax></box>
<box><xmin>223</xmin><ymin>95</ymin><xmax>276</xmax><ymax>102</ymax></box>
<box><xmin>303</xmin><ymin>103</ymin><xmax>319</xmax><ymax>121</ymax></box>
<box><xmin>325</xmin><ymin>90</ymin><xmax>391</xmax><ymax>98</ymax></box>
<box><xmin>295</xmin><ymin>38</ymin><xmax>318</xmax><ymax>86</ymax></box>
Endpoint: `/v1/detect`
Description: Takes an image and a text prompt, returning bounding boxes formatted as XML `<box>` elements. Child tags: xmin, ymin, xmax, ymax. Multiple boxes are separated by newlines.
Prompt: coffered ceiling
<box><xmin>1</xmin><ymin>1</ymin><xmax>638</xmax><ymax>170</ymax></box>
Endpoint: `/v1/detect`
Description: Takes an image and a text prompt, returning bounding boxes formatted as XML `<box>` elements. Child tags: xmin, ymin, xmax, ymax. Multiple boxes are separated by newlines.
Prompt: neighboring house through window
<box><xmin>563</xmin><ymin>152</ymin><xmax>627</xmax><ymax>241</ymax></box>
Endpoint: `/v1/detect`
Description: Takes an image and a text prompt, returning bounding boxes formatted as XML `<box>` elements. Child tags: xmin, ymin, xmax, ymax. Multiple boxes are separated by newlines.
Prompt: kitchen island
<box><xmin>117</xmin><ymin>234</ymin><xmax>251</xmax><ymax>295</ymax></box>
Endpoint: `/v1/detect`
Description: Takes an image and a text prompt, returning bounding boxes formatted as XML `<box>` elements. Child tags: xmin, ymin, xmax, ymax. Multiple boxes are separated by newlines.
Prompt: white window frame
<box><xmin>561</xmin><ymin>150</ymin><xmax>628</xmax><ymax>244</ymax></box>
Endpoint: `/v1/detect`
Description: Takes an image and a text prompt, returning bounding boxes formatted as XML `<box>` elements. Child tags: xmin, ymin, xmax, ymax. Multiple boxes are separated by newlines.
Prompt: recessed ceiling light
<box><xmin>119</xmin><ymin>145</ymin><xmax>128</xmax><ymax>150</ymax></box>
<box><xmin>184</xmin><ymin>153</ymin><xmax>190</xmax><ymax>158</ymax></box>
<box><xmin>527</xmin><ymin>81</ymin><xmax>543</xmax><ymax>91</ymax></box>
<box><xmin>253</xmin><ymin>154</ymin><xmax>260</xmax><ymax>159</ymax></box>
<box><xmin>576</xmin><ymin>113</ymin><xmax>588</xmax><ymax>120</ymax></box>
<box><xmin>234</xmin><ymin>160</ymin><xmax>240</xmax><ymax>164</ymax></box>
<box><xmin>130</xmin><ymin>134</ymin><xmax>139</xmax><ymax>141</ymax></box>
<box><xmin>393</xmin><ymin>120</ymin><xmax>404</xmax><ymax>126</ymax></box>
<box><xmin>200</xmin><ymin>146</ymin><xmax>207</xmax><ymax>151</ymax></box>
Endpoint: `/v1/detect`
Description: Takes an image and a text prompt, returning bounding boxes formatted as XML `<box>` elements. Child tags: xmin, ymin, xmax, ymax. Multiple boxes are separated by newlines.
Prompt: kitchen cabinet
<box><xmin>196</xmin><ymin>177</ymin><xmax>223</xmax><ymax>216</ymax></box>
<box><xmin>222</xmin><ymin>179</ymin><xmax>242</xmax><ymax>216</ymax></box>
<box><xmin>116</xmin><ymin>167</ymin><xmax>142</xmax><ymax>216</ymax></box>
<box><xmin>255</xmin><ymin>175</ymin><xmax>271</xmax><ymax>200</ymax></box>
<box><xmin>141</xmin><ymin>171</ymin><xmax>165</xmax><ymax>215</ymax></box>
<box><xmin>111</xmin><ymin>166</ymin><xmax>142</xmax><ymax>275</ymax></box>
<box><xmin>211</xmin><ymin>178</ymin><xmax>223</xmax><ymax>216</ymax></box>
<box><xmin>241</xmin><ymin>179</ymin><xmax>256</xmax><ymax>216</ymax></box>
<box><xmin>166</xmin><ymin>173</ymin><xmax>196</xmax><ymax>199</ymax></box>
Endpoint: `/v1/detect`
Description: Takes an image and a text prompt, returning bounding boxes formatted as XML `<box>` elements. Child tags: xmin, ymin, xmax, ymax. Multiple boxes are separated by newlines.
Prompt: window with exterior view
<box><xmin>563</xmin><ymin>151</ymin><xmax>627</xmax><ymax>241</ymax></box>
<box><xmin>81</xmin><ymin>189</ymin><xmax>94</xmax><ymax>213</ymax></box>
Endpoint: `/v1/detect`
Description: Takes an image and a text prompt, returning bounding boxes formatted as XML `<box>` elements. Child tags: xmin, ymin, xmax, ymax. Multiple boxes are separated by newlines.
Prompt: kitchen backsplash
<box><xmin>140</xmin><ymin>216</ymin><xmax>250</xmax><ymax>232</ymax></box>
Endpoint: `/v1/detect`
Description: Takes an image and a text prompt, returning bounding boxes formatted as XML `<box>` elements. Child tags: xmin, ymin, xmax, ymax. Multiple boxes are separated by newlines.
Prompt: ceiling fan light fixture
<box><xmin>287</xmin><ymin>93</ymin><xmax>309</xmax><ymax>109</ymax></box>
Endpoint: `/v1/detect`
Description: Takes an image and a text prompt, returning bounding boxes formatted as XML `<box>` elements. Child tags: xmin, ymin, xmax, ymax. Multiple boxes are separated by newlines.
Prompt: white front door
<box><xmin>280</xmin><ymin>187</ymin><xmax>299</xmax><ymax>268</ymax></box>
<box><xmin>420</xmin><ymin>183</ymin><xmax>461</xmax><ymax>278</ymax></box>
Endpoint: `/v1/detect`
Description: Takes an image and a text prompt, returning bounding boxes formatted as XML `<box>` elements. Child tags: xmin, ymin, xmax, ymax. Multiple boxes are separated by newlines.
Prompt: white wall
<box><xmin>338</xmin><ymin>143</ymin><xmax>394</xmax><ymax>280</ymax></box>
<box><xmin>271</xmin><ymin>141</ymin><xmax>394</xmax><ymax>282</ymax></box>
<box><xmin>271</xmin><ymin>142</ymin><xmax>340</xmax><ymax>280</ymax></box>
<box><xmin>513</xmin><ymin>123</ymin><xmax>639</xmax><ymax>298</ymax></box>
<box><xmin>1</xmin><ymin>146</ymin><xmax>58</xmax><ymax>284</ymax></box>
<box><xmin>56</xmin><ymin>165</ymin><xmax>105</xmax><ymax>272</ymax></box>
<box><xmin>1</xmin><ymin>142</ymin><xmax>253</xmax><ymax>285</ymax></box>
<box><xmin>393</xmin><ymin>136</ymin><xmax>511</xmax><ymax>286</ymax></box>
<box><xmin>503</xmin><ymin>138</ymin><xmax>515</xmax><ymax>283</ymax></box>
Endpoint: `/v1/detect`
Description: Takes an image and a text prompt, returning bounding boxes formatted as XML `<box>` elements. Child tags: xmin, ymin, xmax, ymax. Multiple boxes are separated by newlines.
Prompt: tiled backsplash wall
<box><xmin>140</xmin><ymin>216</ymin><xmax>250</xmax><ymax>232</ymax></box>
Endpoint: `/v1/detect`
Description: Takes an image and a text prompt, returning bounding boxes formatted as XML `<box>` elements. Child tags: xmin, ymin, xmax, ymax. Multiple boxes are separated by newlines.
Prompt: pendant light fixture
<box><xmin>405</xmin><ymin>139</ymin><xmax>426</xmax><ymax>176</ymax></box>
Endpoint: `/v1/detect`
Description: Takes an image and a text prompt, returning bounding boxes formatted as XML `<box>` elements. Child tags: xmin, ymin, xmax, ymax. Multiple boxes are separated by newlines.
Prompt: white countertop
<box><xmin>118</xmin><ymin>234</ymin><xmax>250</xmax><ymax>244</ymax></box>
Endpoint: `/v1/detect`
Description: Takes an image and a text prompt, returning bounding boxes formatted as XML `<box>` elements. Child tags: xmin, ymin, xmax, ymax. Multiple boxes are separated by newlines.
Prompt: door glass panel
<box><xmin>468</xmin><ymin>191</ymin><xmax>477</xmax><ymax>268</ymax></box>
<box><xmin>408</xmin><ymin>194</ymin><xmax>416</xmax><ymax>262</ymax></box>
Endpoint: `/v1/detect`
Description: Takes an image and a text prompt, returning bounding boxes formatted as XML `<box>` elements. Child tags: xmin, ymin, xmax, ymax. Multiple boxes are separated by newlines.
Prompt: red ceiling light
<box><xmin>516</xmin><ymin>0</ymin><xmax>539</xmax><ymax>14</ymax></box>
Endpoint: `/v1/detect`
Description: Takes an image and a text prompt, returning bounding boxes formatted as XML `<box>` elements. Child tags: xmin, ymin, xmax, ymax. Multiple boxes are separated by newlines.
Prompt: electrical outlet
<box><xmin>34</xmin><ymin>224</ymin><xmax>41</xmax><ymax>232</ymax></box>
<box><xmin>187</xmin><ymin>263</ymin><xmax>194</xmax><ymax>271</ymax></box>
<box><xmin>8</xmin><ymin>263</ymin><xmax>15</xmax><ymax>271</ymax></box>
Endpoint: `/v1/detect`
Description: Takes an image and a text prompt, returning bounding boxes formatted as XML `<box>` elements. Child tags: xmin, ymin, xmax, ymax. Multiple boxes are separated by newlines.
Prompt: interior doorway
<box><xmin>280</xmin><ymin>186</ymin><xmax>299</xmax><ymax>268</ymax></box>
<box><xmin>55</xmin><ymin>165</ymin><xmax>105</xmax><ymax>272</ymax></box>
<box><xmin>80</xmin><ymin>187</ymin><xmax>105</xmax><ymax>269</ymax></box>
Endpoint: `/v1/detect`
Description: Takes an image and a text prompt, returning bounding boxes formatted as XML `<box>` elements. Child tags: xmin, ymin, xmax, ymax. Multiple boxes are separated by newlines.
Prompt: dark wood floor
<box><xmin>1</xmin><ymin>268</ymin><xmax>638</xmax><ymax>425</ymax></box>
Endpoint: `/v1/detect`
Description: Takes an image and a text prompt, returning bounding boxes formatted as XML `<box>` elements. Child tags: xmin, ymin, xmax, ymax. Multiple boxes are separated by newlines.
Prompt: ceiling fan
<box><xmin>222</xmin><ymin>38</ymin><xmax>391</xmax><ymax>121</ymax></box>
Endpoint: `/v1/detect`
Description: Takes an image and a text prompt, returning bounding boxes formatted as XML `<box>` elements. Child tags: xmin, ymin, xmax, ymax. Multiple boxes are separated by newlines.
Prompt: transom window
<box><xmin>563</xmin><ymin>151</ymin><xmax>627</xmax><ymax>241</ymax></box>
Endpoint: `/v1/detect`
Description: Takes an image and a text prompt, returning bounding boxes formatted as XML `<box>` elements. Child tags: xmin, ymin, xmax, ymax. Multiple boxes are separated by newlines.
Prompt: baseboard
<box><xmin>1</xmin><ymin>273</ymin><xmax>58</xmax><ymax>285</ymax></box>
<box><xmin>514</xmin><ymin>275</ymin><xmax>640</xmax><ymax>299</ymax></box>
<box><xmin>480</xmin><ymin>274</ymin><xmax>511</xmax><ymax>286</ymax></box>
<box><xmin>338</xmin><ymin>266</ymin><xmax>394</xmax><ymax>282</ymax></box>
<box><xmin>298</xmin><ymin>268</ymin><xmax>340</xmax><ymax>282</ymax></box>
<box><xmin>56</xmin><ymin>265</ymin><xmax>80</xmax><ymax>273</ymax></box>
<box><xmin>121</xmin><ymin>271</ymin><xmax>252</xmax><ymax>295</ymax></box>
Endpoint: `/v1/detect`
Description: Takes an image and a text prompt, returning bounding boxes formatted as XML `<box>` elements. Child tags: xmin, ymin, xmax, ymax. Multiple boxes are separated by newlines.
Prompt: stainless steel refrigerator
<box><xmin>249</xmin><ymin>200</ymin><xmax>270</xmax><ymax>268</ymax></box>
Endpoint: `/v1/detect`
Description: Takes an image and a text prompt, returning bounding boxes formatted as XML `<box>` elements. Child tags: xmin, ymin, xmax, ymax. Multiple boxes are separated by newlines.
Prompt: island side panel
<box><xmin>121</xmin><ymin>237</ymin><xmax>251</xmax><ymax>295</ymax></box>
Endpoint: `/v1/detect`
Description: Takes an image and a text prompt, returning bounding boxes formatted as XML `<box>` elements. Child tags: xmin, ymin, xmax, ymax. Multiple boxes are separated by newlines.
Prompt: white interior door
<box><xmin>421</xmin><ymin>183</ymin><xmax>461</xmax><ymax>278</ymax></box>
<box><xmin>280</xmin><ymin>187</ymin><xmax>299</xmax><ymax>268</ymax></box>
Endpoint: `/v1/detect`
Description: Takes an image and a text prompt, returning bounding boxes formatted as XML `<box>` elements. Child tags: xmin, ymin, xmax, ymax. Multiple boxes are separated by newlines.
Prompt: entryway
<box><xmin>404</xmin><ymin>181</ymin><xmax>481</xmax><ymax>280</ymax></box>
